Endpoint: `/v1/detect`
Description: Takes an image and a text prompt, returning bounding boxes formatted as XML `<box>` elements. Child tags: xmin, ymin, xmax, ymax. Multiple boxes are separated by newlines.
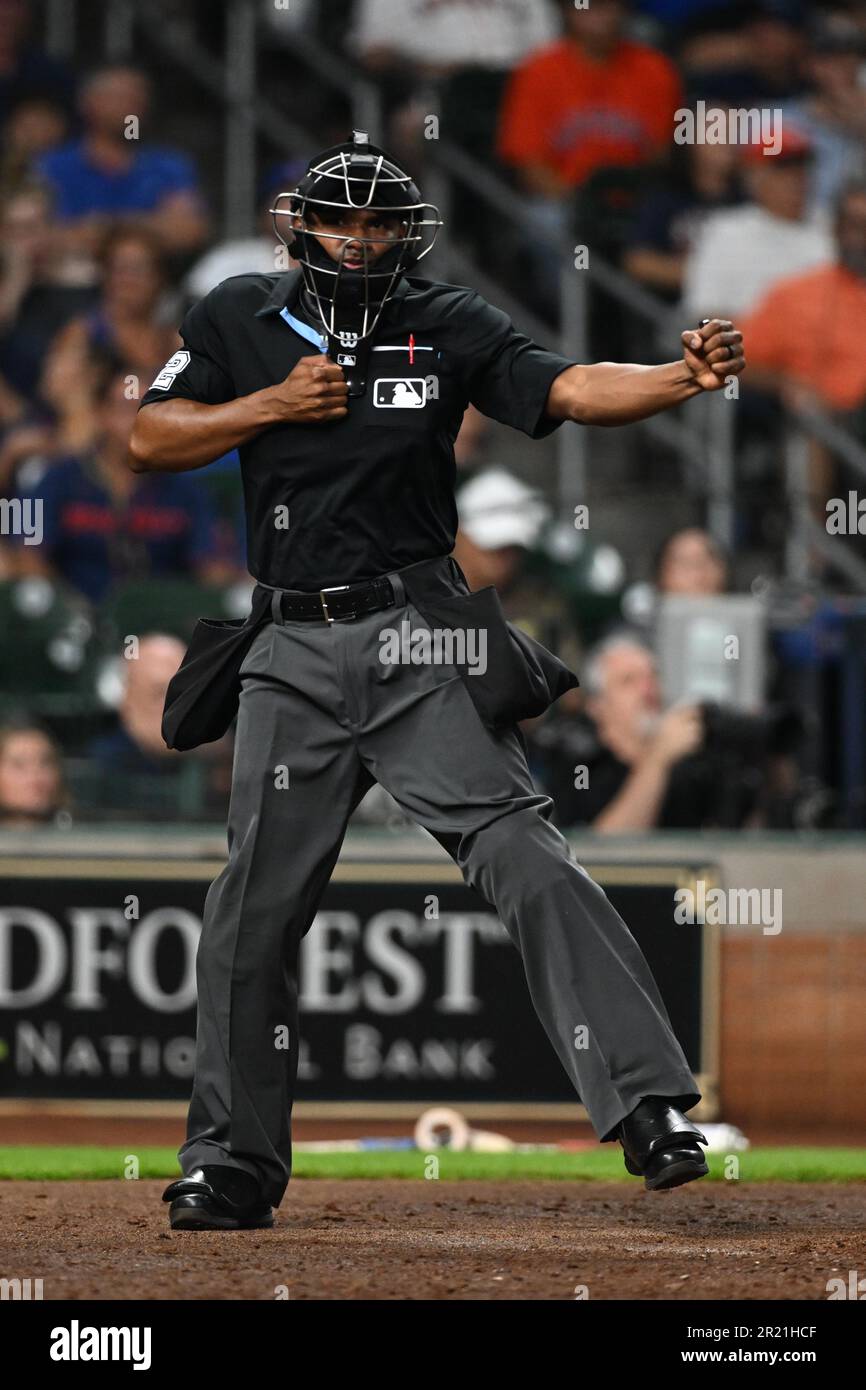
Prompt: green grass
<box><xmin>0</xmin><ymin>1146</ymin><xmax>865</xmax><ymax>1183</ymax></box>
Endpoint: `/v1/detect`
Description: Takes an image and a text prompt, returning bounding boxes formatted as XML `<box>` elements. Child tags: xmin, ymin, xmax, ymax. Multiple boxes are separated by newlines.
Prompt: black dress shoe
<box><xmin>162</xmin><ymin>1165</ymin><xmax>274</xmax><ymax>1230</ymax></box>
<box><xmin>616</xmin><ymin>1096</ymin><xmax>709</xmax><ymax>1191</ymax></box>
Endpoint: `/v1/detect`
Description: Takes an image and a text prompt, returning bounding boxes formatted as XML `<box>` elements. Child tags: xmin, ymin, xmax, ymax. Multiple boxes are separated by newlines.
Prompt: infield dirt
<box><xmin>1</xmin><ymin>1178</ymin><xmax>864</xmax><ymax>1300</ymax></box>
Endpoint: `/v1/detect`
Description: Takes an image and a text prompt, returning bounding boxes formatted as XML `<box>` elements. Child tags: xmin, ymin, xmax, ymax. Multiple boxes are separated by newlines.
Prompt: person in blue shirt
<box><xmin>0</xmin><ymin>0</ymin><xmax>76</xmax><ymax>126</ymax></box>
<box><xmin>16</xmin><ymin>368</ymin><xmax>241</xmax><ymax>604</ymax></box>
<box><xmin>35</xmin><ymin>64</ymin><xmax>208</xmax><ymax>261</ymax></box>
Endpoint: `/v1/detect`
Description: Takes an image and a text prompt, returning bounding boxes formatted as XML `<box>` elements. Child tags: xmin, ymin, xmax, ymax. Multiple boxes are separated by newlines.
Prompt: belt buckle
<box><xmin>319</xmin><ymin>584</ymin><xmax>352</xmax><ymax>623</ymax></box>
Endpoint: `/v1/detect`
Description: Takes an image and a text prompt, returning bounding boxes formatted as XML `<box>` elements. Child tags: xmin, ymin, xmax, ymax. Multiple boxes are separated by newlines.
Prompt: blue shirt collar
<box><xmin>279</xmin><ymin>306</ymin><xmax>327</xmax><ymax>352</ymax></box>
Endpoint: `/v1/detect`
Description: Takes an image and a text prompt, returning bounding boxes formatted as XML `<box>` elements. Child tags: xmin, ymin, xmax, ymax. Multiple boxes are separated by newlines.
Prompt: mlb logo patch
<box><xmin>337</xmin><ymin>353</ymin><xmax>357</xmax><ymax>366</ymax></box>
<box><xmin>373</xmin><ymin>378</ymin><xmax>426</xmax><ymax>409</ymax></box>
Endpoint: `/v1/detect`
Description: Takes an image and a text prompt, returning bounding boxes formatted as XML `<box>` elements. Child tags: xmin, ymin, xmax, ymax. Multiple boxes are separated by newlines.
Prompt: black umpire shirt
<box><xmin>140</xmin><ymin>269</ymin><xmax>574</xmax><ymax>591</ymax></box>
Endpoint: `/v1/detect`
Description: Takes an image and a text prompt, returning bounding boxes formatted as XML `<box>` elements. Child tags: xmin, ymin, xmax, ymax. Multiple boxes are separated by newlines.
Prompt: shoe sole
<box><xmin>620</xmin><ymin>1141</ymin><xmax>709</xmax><ymax>1188</ymax></box>
<box><xmin>644</xmin><ymin>1158</ymin><xmax>709</xmax><ymax>1192</ymax></box>
<box><xmin>170</xmin><ymin>1207</ymin><xmax>274</xmax><ymax>1231</ymax></box>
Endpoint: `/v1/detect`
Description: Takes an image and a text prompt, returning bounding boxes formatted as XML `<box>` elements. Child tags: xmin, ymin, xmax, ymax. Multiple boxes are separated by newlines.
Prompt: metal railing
<box><xmin>784</xmin><ymin>406</ymin><xmax>866</xmax><ymax>589</ymax></box>
<box><xmin>425</xmin><ymin>137</ymin><xmax>731</xmax><ymax>530</ymax></box>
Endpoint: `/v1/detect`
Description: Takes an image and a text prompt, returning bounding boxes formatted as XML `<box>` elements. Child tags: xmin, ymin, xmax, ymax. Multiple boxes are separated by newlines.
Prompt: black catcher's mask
<box><xmin>270</xmin><ymin>131</ymin><xmax>442</xmax><ymax>354</ymax></box>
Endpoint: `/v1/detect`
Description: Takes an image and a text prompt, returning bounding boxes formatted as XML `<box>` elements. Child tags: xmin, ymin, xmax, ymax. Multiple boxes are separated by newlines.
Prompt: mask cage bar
<box><xmin>269</xmin><ymin>170</ymin><xmax>442</xmax><ymax>341</ymax></box>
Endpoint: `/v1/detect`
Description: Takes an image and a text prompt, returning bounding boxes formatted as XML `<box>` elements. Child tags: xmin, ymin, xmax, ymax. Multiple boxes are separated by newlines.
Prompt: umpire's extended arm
<box><xmin>128</xmin><ymin>318</ymin><xmax>743</xmax><ymax>473</ymax></box>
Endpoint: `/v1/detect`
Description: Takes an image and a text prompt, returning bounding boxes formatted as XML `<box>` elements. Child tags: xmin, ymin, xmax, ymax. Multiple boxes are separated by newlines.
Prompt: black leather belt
<box><xmin>271</xmin><ymin>574</ymin><xmax>397</xmax><ymax>624</ymax></box>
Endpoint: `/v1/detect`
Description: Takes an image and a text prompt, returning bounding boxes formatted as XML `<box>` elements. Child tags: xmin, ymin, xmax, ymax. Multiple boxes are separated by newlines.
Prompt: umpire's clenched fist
<box><xmin>266</xmin><ymin>353</ymin><xmax>349</xmax><ymax>423</ymax></box>
<box><xmin>681</xmin><ymin>318</ymin><xmax>746</xmax><ymax>392</ymax></box>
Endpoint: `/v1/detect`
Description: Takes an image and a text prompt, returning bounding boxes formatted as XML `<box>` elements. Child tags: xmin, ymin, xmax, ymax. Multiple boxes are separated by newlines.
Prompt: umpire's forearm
<box><xmin>551</xmin><ymin>360</ymin><xmax>703</xmax><ymax>427</ymax></box>
<box><xmin>128</xmin><ymin>392</ymin><xmax>279</xmax><ymax>473</ymax></box>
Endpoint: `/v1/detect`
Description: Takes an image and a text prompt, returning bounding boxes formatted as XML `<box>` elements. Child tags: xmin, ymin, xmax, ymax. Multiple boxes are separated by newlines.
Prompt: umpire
<box><xmin>129</xmin><ymin>133</ymin><xmax>745</xmax><ymax>1230</ymax></box>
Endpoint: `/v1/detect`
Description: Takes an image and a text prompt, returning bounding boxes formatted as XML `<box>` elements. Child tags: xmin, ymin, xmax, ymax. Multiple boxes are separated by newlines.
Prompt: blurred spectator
<box><xmin>532</xmin><ymin>615</ymin><xmax>804</xmax><ymax>832</ymax></box>
<box><xmin>0</xmin><ymin>714</ymin><xmax>69</xmax><ymax>828</ymax></box>
<box><xmin>619</xmin><ymin>525</ymin><xmax>729</xmax><ymax>638</ymax></box>
<box><xmin>351</xmin><ymin>0</ymin><xmax>557</xmax><ymax>162</ymax></box>
<box><xmin>87</xmin><ymin>633</ymin><xmax>184</xmax><ymax>773</ymax></box>
<box><xmin>15</xmin><ymin>370</ymin><xmax>240</xmax><ymax>603</ymax></box>
<box><xmin>0</xmin><ymin>94</ymin><xmax>68</xmax><ymax>200</ymax></box>
<box><xmin>655</xmin><ymin>526</ymin><xmax>730</xmax><ymax>595</ymax></box>
<box><xmin>82</xmin><ymin>632</ymin><xmax>231</xmax><ymax>821</ymax></box>
<box><xmin>533</xmin><ymin>627</ymin><xmax>786</xmax><ymax>832</ymax></box>
<box><xmin>741</xmin><ymin>0</ymin><xmax>810</xmax><ymax>103</ymax></box>
<box><xmin>265</xmin><ymin>0</ymin><xmax>366</xmax><ymax>56</ymax></box>
<box><xmin>50</xmin><ymin>227</ymin><xmax>180</xmax><ymax>388</ymax></box>
<box><xmin>660</xmin><ymin>2</ymin><xmax>758</xmax><ymax>101</ymax></box>
<box><xmin>35</xmin><ymin>64</ymin><xmax>208</xmax><ymax>267</ymax></box>
<box><xmin>0</xmin><ymin>338</ymin><xmax>118</xmax><ymax>497</ymax></box>
<box><xmin>454</xmin><ymin>466</ymin><xmax>550</xmax><ymax>593</ymax></box>
<box><xmin>0</xmin><ymin>183</ymin><xmax>98</xmax><ymax>409</ymax></box>
<box><xmin>184</xmin><ymin>160</ymin><xmax>306</xmax><ymax>301</ymax></box>
<box><xmin>352</xmin><ymin>0</ymin><xmax>557</xmax><ymax>76</ymax></box>
<box><xmin>498</xmin><ymin>0</ymin><xmax>682</xmax><ymax>309</ymax></box>
<box><xmin>0</xmin><ymin>0</ymin><xmax>75</xmax><ymax>125</ymax></box>
<box><xmin>672</xmin><ymin>0</ymin><xmax>809</xmax><ymax>107</ymax></box>
<box><xmin>498</xmin><ymin>0</ymin><xmax>683</xmax><ymax>197</ymax></box>
<box><xmin>453</xmin><ymin>467</ymin><xmax>580</xmax><ymax>662</ymax></box>
<box><xmin>681</xmin><ymin>127</ymin><xmax>833</xmax><ymax>320</ymax></box>
<box><xmin>780</xmin><ymin>13</ymin><xmax>866</xmax><ymax>211</ymax></box>
<box><xmin>624</xmin><ymin>133</ymin><xmax>743</xmax><ymax>298</ymax></box>
<box><xmin>535</xmin><ymin>632</ymin><xmax>713</xmax><ymax>831</ymax></box>
<box><xmin>740</xmin><ymin>180</ymin><xmax>866</xmax><ymax>415</ymax></box>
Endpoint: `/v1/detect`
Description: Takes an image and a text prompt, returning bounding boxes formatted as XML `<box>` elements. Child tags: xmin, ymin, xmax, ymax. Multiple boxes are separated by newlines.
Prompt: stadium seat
<box><xmin>99</xmin><ymin>577</ymin><xmax>239</xmax><ymax>647</ymax></box>
<box><xmin>0</xmin><ymin>578</ymin><xmax>102</xmax><ymax>722</ymax></box>
<box><xmin>64</xmin><ymin>754</ymin><xmax>211</xmax><ymax>823</ymax></box>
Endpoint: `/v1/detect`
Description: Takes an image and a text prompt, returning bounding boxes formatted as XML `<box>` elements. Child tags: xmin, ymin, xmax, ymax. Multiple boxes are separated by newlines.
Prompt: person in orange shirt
<box><xmin>740</xmin><ymin>179</ymin><xmax>866</xmax><ymax>520</ymax></box>
<box><xmin>740</xmin><ymin>180</ymin><xmax>866</xmax><ymax>415</ymax></box>
<box><xmin>497</xmin><ymin>0</ymin><xmax>683</xmax><ymax>198</ymax></box>
<box><xmin>496</xmin><ymin>0</ymin><xmax>683</xmax><ymax>316</ymax></box>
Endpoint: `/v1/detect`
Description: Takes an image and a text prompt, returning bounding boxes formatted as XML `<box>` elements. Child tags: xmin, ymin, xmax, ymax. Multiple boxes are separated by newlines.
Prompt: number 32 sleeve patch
<box><xmin>150</xmin><ymin>350</ymin><xmax>192</xmax><ymax>391</ymax></box>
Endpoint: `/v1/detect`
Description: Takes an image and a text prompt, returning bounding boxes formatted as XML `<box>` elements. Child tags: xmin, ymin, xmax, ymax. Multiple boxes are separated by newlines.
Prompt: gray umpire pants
<box><xmin>179</xmin><ymin>557</ymin><xmax>701</xmax><ymax>1206</ymax></box>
